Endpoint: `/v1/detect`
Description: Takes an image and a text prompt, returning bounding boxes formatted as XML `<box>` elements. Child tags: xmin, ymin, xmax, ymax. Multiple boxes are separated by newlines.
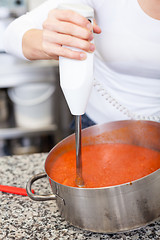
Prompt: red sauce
<box><xmin>49</xmin><ymin>143</ymin><xmax>160</xmax><ymax>188</ymax></box>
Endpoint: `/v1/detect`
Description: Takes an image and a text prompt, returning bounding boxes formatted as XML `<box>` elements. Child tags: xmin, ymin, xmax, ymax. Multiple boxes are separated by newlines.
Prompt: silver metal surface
<box><xmin>26</xmin><ymin>173</ymin><xmax>56</xmax><ymax>201</ymax></box>
<box><xmin>75</xmin><ymin>115</ymin><xmax>84</xmax><ymax>187</ymax></box>
<box><xmin>0</xmin><ymin>124</ymin><xmax>57</xmax><ymax>140</ymax></box>
<box><xmin>26</xmin><ymin>120</ymin><xmax>160</xmax><ymax>233</ymax></box>
<box><xmin>0</xmin><ymin>54</ymin><xmax>58</xmax><ymax>88</ymax></box>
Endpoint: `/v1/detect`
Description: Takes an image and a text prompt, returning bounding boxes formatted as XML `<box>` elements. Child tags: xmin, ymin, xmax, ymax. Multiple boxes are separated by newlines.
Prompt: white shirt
<box><xmin>4</xmin><ymin>0</ymin><xmax>160</xmax><ymax>124</ymax></box>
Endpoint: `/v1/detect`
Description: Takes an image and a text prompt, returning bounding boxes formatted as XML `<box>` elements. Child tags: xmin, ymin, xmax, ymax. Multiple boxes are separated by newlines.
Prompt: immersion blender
<box><xmin>58</xmin><ymin>4</ymin><xmax>94</xmax><ymax>187</ymax></box>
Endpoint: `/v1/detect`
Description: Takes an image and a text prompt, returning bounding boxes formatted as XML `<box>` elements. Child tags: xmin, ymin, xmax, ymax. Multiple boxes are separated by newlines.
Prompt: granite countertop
<box><xmin>0</xmin><ymin>153</ymin><xmax>160</xmax><ymax>240</ymax></box>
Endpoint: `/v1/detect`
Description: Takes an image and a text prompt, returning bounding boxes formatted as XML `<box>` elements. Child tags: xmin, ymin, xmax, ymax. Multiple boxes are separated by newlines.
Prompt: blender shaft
<box><xmin>75</xmin><ymin>115</ymin><xmax>84</xmax><ymax>187</ymax></box>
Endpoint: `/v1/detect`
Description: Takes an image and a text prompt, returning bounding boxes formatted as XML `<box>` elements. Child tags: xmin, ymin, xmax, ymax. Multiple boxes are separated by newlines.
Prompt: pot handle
<box><xmin>26</xmin><ymin>172</ymin><xmax>56</xmax><ymax>201</ymax></box>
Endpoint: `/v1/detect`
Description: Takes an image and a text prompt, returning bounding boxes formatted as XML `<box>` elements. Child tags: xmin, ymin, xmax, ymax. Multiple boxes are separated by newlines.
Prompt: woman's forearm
<box><xmin>4</xmin><ymin>0</ymin><xmax>101</xmax><ymax>60</ymax></box>
<box><xmin>22</xmin><ymin>8</ymin><xmax>101</xmax><ymax>61</ymax></box>
<box><xmin>6</xmin><ymin>7</ymin><xmax>101</xmax><ymax>61</ymax></box>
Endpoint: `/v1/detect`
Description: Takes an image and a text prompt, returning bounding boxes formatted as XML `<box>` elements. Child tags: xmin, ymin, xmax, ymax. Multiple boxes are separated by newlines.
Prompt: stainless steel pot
<box><xmin>26</xmin><ymin>120</ymin><xmax>160</xmax><ymax>233</ymax></box>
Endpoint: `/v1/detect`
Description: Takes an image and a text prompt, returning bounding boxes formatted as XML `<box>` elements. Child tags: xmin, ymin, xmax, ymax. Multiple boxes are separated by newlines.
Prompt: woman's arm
<box><xmin>4</xmin><ymin>0</ymin><xmax>101</xmax><ymax>60</ymax></box>
<box><xmin>22</xmin><ymin>9</ymin><xmax>101</xmax><ymax>61</ymax></box>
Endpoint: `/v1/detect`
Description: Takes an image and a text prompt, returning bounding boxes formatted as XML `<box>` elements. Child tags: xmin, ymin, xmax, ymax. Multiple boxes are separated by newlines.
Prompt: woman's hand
<box><xmin>42</xmin><ymin>9</ymin><xmax>101</xmax><ymax>60</ymax></box>
<box><xmin>22</xmin><ymin>9</ymin><xmax>101</xmax><ymax>60</ymax></box>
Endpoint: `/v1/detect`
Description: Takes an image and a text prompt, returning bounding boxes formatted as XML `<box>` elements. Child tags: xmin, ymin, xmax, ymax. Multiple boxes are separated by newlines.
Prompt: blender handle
<box><xmin>26</xmin><ymin>172</ymin><xmax>56</xmax><ymax>201</ymax></box>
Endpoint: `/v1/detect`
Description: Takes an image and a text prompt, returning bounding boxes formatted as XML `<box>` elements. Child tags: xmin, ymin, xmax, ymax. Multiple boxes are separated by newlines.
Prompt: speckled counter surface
<box><xmin>0</xmin><ymin>153</ymin><xmax>160</xmax><ymax>240</ymax></box>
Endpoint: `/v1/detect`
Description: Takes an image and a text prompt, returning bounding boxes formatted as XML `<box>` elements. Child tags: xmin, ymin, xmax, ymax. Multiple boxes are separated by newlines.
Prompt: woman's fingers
<box><xmin>43</xmin><ymin>9</ymin><xmax>93</xmax><ymax>41</ymax></box>
<box><xmin>43</xmin><ymin>19</ymin><xmax>93</xmax><ymax>41</ymax></box>
<box><xmin>51</xmin><ymin>9</ymin><xmax>92</xmax><ymax>29</ymax></box>
<box><xmin>42</xmin><ymin>41</ymin><xmax>87</xmax><ymax>60</ymax></box>
<box><xmin>43</xmin><ymin>30</ymin><xmax>95</xmax><ymax>52</ymax></box>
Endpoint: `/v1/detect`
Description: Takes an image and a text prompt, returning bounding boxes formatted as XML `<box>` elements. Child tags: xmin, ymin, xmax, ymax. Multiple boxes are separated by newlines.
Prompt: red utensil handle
<box><xmin>0</xmin><ymin>185</ymin><xmax>34</xmax><ymax>196</ymax></box>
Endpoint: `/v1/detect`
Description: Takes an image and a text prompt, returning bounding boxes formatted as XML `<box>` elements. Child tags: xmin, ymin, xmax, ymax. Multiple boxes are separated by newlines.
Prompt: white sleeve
<box><xmin>3</xmin><ymin>0</ymin><xmax>91</xmax><ymax>59</ymax></box>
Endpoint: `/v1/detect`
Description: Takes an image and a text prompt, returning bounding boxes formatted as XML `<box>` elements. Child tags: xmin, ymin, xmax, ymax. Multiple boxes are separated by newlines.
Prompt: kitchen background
<box><xmin>0</xmin><ymin>0</ymin><xmax>72</xmax><ymax>156</ymax></box>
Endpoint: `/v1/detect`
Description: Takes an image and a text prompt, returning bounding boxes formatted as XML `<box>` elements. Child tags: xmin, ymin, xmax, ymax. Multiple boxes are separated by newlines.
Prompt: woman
<box><xmin>4</xmin><ymin>0</ymin><xmax>160</xmax><ymax>126</ymax></box>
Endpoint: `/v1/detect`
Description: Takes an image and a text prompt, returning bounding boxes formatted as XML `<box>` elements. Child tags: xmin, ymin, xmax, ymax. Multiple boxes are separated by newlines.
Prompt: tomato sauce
<box><xmin>49</xmin><ymin>143</ymin><xmax>160</xmax><ymax>188</ymax></box>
